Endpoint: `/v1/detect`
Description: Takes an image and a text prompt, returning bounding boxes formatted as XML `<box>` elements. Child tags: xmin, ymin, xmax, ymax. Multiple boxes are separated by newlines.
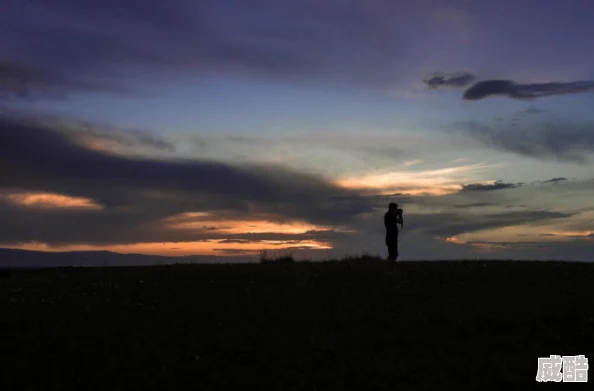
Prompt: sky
<box><xmin>1</xmin><ymin>0</ymin><xmax>594</xmax><ymax>262</ymax></box>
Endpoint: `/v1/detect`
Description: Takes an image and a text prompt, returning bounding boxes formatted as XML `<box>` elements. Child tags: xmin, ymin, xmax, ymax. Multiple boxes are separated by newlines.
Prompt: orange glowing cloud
<box><xmin>454</xmin><ymin>225</ymin><xmax>592</xmax><ymax>245</ymax></box>
<box><xmin>547</xmin><ymin>231</ymin><xmax>593</xmax><ymax>238</ymax></box>
<box><xmin>4</xmin><ymin>209</ymin><xmax>342</xmax><ymax>256</ymax></box>
<box><xmin>74</xmin><ymin>134</ymin><xmax>121</xmax><ymax>153</ymax></box>
<box><xmin>402</xmin><ymin>159</ymin><xmax>424</xmax><ymax>167</ymax></box>
<box><xmin>2</xmin><ymin>192</ymin><xmax>103</xmax><ymax>210</ymax></box>
<box><xmin>445</xmin><ymin>236</ymin><xmax>466</xmax><ymax>245</ymax></box>
<box><xmin>442</xmin><ymin>222</ymin><xmax>594</xmax><ymax>253</ymax></box>
<box><xmin>10</xmin><ymin>239</ymin><xmax>333</xmax><ymax>257</ymax></box>
<box><xmin>336</xmin><ymin>163</ymin><xmax>501</xmax><ymax>196</ymax></box>
<box><xmin>445</xmin><ymin>236</ymin><xmax>508</xmax><ymax>252</ymax></box>
<box><xmin>164</xmin><ymin>212</ymin><xmax>348</xmax><ymax>235</ymax></box>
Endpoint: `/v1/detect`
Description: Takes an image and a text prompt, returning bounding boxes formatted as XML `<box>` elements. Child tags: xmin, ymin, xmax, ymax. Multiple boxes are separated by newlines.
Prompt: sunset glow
<box><xmin>448</xmin><ymin>224</ymin><xmax>594</xmax><ymax>251</ymax></box>
<box><xmin>165</xmin><ymin>212</ymin><xmax>339</xmax><ymax>235</ymax></box>
<box><xmin>548</xmin><ymin>231</ymin><xmax>593</xmax><ymax>238</ymax></box>
<box><xmin>8</xmin><ymin>239</ymin><xmax>333</xmax><ymax>257</ymax></box>
<box><xmin>3</xmin><ymin>192</ymin><xmax>103</xmax><ymax>210</ymax></box>
<box><xmin>336</xmin><ymin>164</ymin><xmax>501</xmax><ymax>195</ymax></box>
<box><xmin>3</xmin><ymin>0</ymin><xmax>594</xmax><ymax>263</ymax></box>
<box><xmin>445</xmin><ymin>236</ymin><xmax>509</xmax><ymax>252</ymax></box>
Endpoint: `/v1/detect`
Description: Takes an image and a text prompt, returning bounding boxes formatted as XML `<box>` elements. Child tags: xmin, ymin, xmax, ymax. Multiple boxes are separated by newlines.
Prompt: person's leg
<box><xmin>393</xmin><ymin>238</ymin><xmax>399</xmax><ymax>272</ymax></box>
<box><xmin>388</xmin><ymin>236</ymin><xmax>399</xmax><ymax>273</ymax></box>
<box><xmin>385</xmin><ymin>237</ymin><xmax>394</xmax><ymax>272</ymax></box>
<box><xmin>387</xmin><ymin>239</ymin><xmax>397</xmax><ymax>272</ymax></box>
<box><xmin>387</xmin><ymin>244</ymin><xmax>395</xmax><ymax>259</ymax></box>
<box><xmin>387</xmin><ymin>235</ymin><xmax>398</xmax><ymax>258</ymax></box>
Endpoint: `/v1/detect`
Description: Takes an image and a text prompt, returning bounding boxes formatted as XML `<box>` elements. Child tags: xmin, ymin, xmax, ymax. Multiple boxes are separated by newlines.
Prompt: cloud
<box><xmin>463</xmin><ymin>79</ymin><xmax>594</xmax><ymax>101</ymax></box>
<box><xmin>519</xmin><ymin>107</ymin><xmax>547</xmax><ymax>115</ymax></box>
<box><xmin>0</xmin><ymin>57</ymin><xmax>122</xmax><ymax>99</ymax></box>
<box><xmin>423</xmin><ymin>71</ymin><xmax>476</xmax><ymax>89</ymax></box>
<box><xmin>213</xmin><ymin>249</ymin><xmax>261</xmax><ymax>256</ymax></box>
<box><xmin>0</xmin><ymin>0</ymin><xmax>411</xmax><ymax>97</ymax></box>
<box><xmin>1</xmin><ymin>191</ymin><xmax>103</xmax><ymax>210</ymax></box>
<box><xmin>217</xmin><ymin>239</ymin><xmax>251</xmax><ymax>244</ymax></box>
<box><xmin>52</xmin><ymin>118</ymin><xmax>176</xmax><ymax>155</ymax></box>
<box><xmin>543</xmin><ymin>177</ymin><xmax>567</xmax><ymax>183</ymax></box>
<box><xmin>446</xmin><ymin>231</ymin><xmax>594</xmax><ymax>261</ymax></box>
<box><xmin>453</xmin><ymin>202</ymin><xmax>494</xmax><ymax>208</ymax></box>
<box><xmin>78</xmin><ymin>128</ymin><xmax>175</xmax><ymax>153</ymax></box>
<box><xmin>187</xmin><ymin>133</ymin><xmax>412</xmax><ymax>170</ymax></box>
<box><xmin>0</xmin><ymin>59</ymin><xmax>48</xmax><ymax>98</ymax></box>
<box><xmin>0</xmin><ymin>116</ymin><xmax>341</xmax><ymax>202</ymax></box>
<box><xmin>461</xmin><ymin>180</ymin><xmax>519</xmax><ymax>192</ymax></box>
<box><xmin>407</xmin><ymin>210</ymin><xmax>576</xmax><ymax>238</ymax></box>
<box><xmin>456</xmin><ymin>116</ymin><xmax>594</xmax><ymax>164</ymax></box>
<box><xmin>407</xmin><ymin>178</ymin><xmax>594</xmax><ymax>254</ymax></box>
<box><xmin>402</xmin><ymin>159</ymin><xmax>424</xmax><ymax>167</ymax></box>
<box><xmin>336</xmin><ymin>163</ymin><xmax>501</xmax><ymax>196</ymax></box>
<box><xmin>0</xmin><ymin>114</ymin><xmax>376</xmax><ymax>246</ymax></box>
<box><xmin>2</xmin><ymin>114</ymin><xmax>593</xmax><ymax>260</ymax></box>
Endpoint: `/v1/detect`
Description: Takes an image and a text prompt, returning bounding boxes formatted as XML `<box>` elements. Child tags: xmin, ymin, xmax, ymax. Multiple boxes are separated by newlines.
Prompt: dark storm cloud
<box><xmin>423</xmin><ymin>71</ymin><xmax>476</xmax><ymax>89</ymax></box>
<box><xmin>461</xmin><ymin>180</ymin><xmax>519</xmax><ymax>192</ymax></box>
<box><xmin>0</xmin><ymin>116</ymin><xmax>342</xmax><ymax>201</ymax></box>
<box><xmin>0</xmin><ymin>0</ymin><xmax>405</xmax><ymax>97</ymax></box>
<box><xmin>0</xmin><ymin>115</ymin><xmax>375</xmax><ymax>245</ymax></box>
<box><xmin>463</xmin><ymin>79</ymin><xmax>594</xmax><ymax>101</ymax></box>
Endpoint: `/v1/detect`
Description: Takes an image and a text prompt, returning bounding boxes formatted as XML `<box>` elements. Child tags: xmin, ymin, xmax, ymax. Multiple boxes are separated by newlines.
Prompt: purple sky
<box><xmin>1</xmin><ymin>0</ymin><xmax>594</xmax><ymax>262</ymax></box>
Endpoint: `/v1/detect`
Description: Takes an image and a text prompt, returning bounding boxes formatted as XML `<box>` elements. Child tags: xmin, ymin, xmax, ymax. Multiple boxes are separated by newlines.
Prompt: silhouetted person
<box><xmin>384</xmin><ymin>203</ymin><xmax>403</xmax><ymax>266</ymax></box>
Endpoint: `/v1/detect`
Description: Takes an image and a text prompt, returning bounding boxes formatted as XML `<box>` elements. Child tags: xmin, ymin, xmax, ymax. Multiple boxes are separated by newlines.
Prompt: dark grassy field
<box><xmin>2</xmin><ymin>259</ymin><xmax>593</xmax><ymax>390</ymax></box>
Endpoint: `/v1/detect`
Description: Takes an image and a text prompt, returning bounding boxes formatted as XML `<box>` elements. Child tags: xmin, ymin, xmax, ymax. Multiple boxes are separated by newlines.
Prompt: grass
<box><xmin>259</xmin><ymin>249</ymin><xmax>297</xmax><ymax>264</ymax></box>
<box><xmin>1</xmin><ymin>258</ymin><xmax>593</xmax><ymax>390</ymax></box>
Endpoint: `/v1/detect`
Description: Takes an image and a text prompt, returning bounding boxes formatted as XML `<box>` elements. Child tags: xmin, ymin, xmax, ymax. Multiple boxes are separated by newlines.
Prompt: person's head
<box><xmin>388</xmin><ymin>203</ymin><xmax>398</xmax><ymax>211</ymax></box>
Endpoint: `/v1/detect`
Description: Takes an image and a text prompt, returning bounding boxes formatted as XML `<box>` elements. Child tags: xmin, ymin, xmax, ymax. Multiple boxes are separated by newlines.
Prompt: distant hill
<box><xmin>0</xmin><ymin>248</ymin><xmax>254</xmax><ymax>268</ymax></box>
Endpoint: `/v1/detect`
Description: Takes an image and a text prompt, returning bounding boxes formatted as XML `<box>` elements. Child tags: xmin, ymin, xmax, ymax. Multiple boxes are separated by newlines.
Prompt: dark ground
<box><xmin>1</xmin><ymin>260</ymin><xmax>593</xmax><ymax>390</ymax></box>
